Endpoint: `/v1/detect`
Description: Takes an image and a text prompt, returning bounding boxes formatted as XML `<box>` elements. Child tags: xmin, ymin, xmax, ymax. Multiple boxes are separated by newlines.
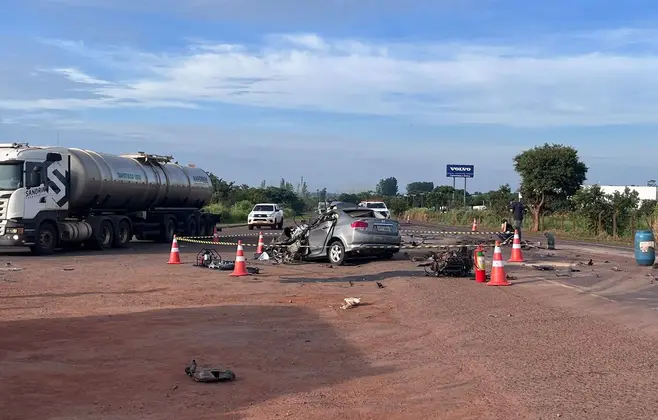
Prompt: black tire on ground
<box><xmin>248</xmin><ymin>225</ymin><xmax>254</xmax><ymax>230</ymax></box>
<box><xmin>327</xmin><ymin>240</ymin><xmax>346</xmax><ymax>266</ymax></box>
<box><xmin>199</xmin><ymin>219</ymin><xmax>207</xmax><ymax>238</ymax></box>
<box><xmin>113</xmin><ymin>220</ymin><xmax>132</xmax><ymax>248</ymax></box>
<box><xmin>87</xmin><ymin>220</ymin><xmax>114</xmax><ymax>250</ymax></box>
<box><xmin>381</xmin><ymin>252</ymin><xmax>395</xmax><ymax>260</ymax></box>
<box><xmin>159</xmin><ymin>218</ymin><xmax>176</xmax><ymax>243</ymax></box>
<box><xmin>29</xmin><ymin>222</ymin><xmax>57</xmax><ymax>255</ymax></box>
<box><xmin>186</xmin><ymin>217</ymin><xmax>198</xmax><ymax>237</ymax></box>
<box><xmin>277</xmin><ymin>220</ymin><xmax>283</xmax><ymax>229</ymax></box>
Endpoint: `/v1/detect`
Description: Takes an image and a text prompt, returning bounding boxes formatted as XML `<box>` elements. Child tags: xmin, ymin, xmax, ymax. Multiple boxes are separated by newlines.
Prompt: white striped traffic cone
<box><xmin>167</xmin><ymin>235</ymin><xmax>182</xmax><ymax>264</ymax></box>
<box><xmin>230</xmin><ymin>240</ymin><xmax>249</xmax><ymax>276</ymax></box>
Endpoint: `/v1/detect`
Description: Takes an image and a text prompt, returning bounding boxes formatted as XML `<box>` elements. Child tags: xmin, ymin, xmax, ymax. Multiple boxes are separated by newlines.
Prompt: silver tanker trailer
<box><xmin>0</xmin><ymin>143</ymin><xmax>220</xmax><ymax>254</ymax></box>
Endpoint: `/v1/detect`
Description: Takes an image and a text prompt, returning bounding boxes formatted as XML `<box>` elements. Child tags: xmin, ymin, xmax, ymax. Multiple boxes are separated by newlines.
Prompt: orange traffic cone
<box><xmin>229</xmin><ymin>240</ymin><xmax>249</xmax><ymax>276</ymax></box>
<box><xmin>167</xmin><ymin>235</ymin><xmax>182</xmax><ymax>264</ymax></box>
<box><xmin>487</xmin><ymin>241</ymin><xmax>510</xmax><ymax>286</ymax></box>
<box><xmin>471</xmin><ymin>218</ymin><xmax>478</xmax><ymax>231</ymax></box>
<box><xmin>508</xmin><ymin>230</ymin><xmax>525</xmax><ymax>263</ymax></box>
<box><xmin>256</xmin><ymin>231</ymin><xmax>264</xmax><ymax>254</ymax></box>
<box><xmin>213</xmin><ymin>227</ymin><xmax>219</xmax><ymax>243</ymax></box>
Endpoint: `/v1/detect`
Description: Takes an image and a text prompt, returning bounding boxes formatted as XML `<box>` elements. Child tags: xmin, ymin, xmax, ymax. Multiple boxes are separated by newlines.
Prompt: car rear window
<box><xmin>253</xmin><ymin>205</ymin><xmax>274</xmax><ymax>211</ymax></box>
<box><xmin>343</xmin><ymin>209</ymin><xmax>376</xmax><ymax>218</ymax></box>
<box><xmin>365</xmin><ymin>203</ymin><xmax>386</xmax><ymax>209</ymax></box>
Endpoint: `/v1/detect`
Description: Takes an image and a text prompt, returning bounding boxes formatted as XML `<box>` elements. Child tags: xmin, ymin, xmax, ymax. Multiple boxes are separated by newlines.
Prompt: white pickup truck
<box><xmin>359</xmin><ymin>201</ymin><xmax>391</xmax><ymax>219</ymax></box>
<box><xmin>248</xmin><ymin>203</ymin><xmax>284</xmax><ymax>230</ymax></box>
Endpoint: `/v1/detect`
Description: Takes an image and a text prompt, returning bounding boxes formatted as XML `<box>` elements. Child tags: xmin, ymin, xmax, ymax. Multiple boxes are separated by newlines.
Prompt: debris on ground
<box><xmin>185</xmin><ymin>359</ymin><xmax>236</xmax><ymax>383</ymax></box>
<box><xmin>417</xmin><ymin>247</ymin><xmax>473</xmax><ymax>277</ymax></box>
<box><xmin>341</xmin><ymin>297</ymin><xmax>361</xmax><ymax>309</ymax></box>
<box><xmin>611</xmin><ymin>267</ymin><xmax>624</xmax><ymax>272</ymax></box>
<box><xmin>532</xmin><ymin>265</ymin><xmax>555</xmax><ymax>271</ymax></box>
<box><xmin>376</xmin><ymin>282</ymin><xmax>385</xmax><ymax>288</ymax></box>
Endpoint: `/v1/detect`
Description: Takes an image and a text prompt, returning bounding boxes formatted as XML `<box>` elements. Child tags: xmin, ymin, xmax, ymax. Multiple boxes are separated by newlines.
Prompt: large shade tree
<box><xmin>514</xmin><ymin>143</ymin><xmax>588</xmax><ymax>231</ymax></box>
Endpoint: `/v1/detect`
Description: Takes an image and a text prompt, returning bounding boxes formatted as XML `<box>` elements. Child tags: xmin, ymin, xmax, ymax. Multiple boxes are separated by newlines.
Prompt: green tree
<box><xmin>486</xmin><ymin>184</ymin><xmax>517</xmax><ymax>216</ymax></box>
<box><xmin>406</xmin><ymin>181</ymin><xmax>434</xmax><ymax>195</ymax></box>
<box><xmin>376</xmin><ymin>177</ymin><xmax>399</xmax><ymax>196</ymax></box>
<box><xmin>514</xmin><ymin>143</ymin><xmax>588</xmax><ymax>231</ymax></box>
<box><xmin>608</xmin><ymin>187</ymin><xmax>640</xmax><ymax>235</ymax></box>
<box><xmin>572</xmin><ymin>185</ymin><xmax>612</xmax><ymax>233</ymax></box>
<box><xmin>337</xmin><ymin>193</ymin><xmax>360</xmax><ymax>204</ymax></box>
<box><xmin>638</xmin><ymin>199</ymin><xmax>657</xmax><ymax>227</ymax></box>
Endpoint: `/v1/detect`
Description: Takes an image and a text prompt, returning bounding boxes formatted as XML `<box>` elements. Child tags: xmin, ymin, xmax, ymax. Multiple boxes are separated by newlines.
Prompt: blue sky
<box><xmin>2</xmin><ymin>1</ymin><xmax>658</xmax><ymax>193</ymax></box>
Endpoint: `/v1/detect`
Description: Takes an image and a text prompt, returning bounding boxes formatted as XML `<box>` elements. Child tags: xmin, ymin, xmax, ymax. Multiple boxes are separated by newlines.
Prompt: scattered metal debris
<box><xmin>416</xmin><ymin>247</ymin><xmax>473</xmax><ymax>277</ymax></box>
<box><xmin>185</xmin><ymin>359</ymin><xmax>236</xmax><ymax>383</ymax></box>
<box><xmin>341</xmin><ymin>297</ymin><xmax>361</xmax><ymax>309</ymax></box>
<box><xmin>376</xmin><ymin>281</ymin><xmax>385</xmax><ymax>288</ymax></box>
<box><xmin>532</xmin><ymin>265</ymin><xmax>555</xmax><ymax>271</ymax></box>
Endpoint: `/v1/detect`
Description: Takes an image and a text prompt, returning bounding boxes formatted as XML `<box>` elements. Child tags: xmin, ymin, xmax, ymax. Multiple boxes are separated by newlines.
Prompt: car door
<box><xmin>307</xmin><ymin>218</ymin><xmax>335</xmax><ymax>256</ymax></box>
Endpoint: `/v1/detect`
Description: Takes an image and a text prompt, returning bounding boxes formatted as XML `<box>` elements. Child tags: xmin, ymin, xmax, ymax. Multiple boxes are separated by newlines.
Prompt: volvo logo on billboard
<box><xmin>446</xmin><ymin>164</ymin><xmax>474</xmax><ymax>178</ymax></box>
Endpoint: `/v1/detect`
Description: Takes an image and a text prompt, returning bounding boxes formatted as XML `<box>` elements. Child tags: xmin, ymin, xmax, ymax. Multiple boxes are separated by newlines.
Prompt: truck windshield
<box><xmin>253</xmin><ymin>205</ymin><xmax>274</xmax><ymax>212</ymax></box>
<box><xmin>366</xmin><ymin>203</ymin><xmax>386</xmax><ymax>209</ymax></box>
<box><xmin>0</xmin><ymin>163</ymin><xmax>23</xmax><ymax>190</ymax></box>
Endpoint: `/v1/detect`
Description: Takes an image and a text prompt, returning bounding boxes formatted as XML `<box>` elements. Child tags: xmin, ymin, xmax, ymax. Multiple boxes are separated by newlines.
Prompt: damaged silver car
<box><xmin>261</xmin><ymin>206</ymin><xmax>401</xmax><ymax>265</ymax></box>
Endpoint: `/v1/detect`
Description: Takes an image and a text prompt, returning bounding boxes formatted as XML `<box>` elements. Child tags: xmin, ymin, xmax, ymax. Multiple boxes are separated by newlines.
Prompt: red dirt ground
<box><xmin>1</xmin><ymin>242</ymin><xmax>658</xmax><ymax>419</ymax></box>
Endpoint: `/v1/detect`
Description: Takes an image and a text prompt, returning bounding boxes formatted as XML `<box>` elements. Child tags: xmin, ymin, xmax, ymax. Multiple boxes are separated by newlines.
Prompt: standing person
<box><xmin>509</xmin><ymin>199</ymin><xmax>524</xmax><ymax>241</ymax></box>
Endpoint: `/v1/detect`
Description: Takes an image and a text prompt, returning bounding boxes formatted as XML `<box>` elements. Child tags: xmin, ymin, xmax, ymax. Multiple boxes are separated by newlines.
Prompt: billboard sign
<box><xmin>446</xmin><ymin>164</ymin><xmax>474</xmax><ymax>178</ymax></box>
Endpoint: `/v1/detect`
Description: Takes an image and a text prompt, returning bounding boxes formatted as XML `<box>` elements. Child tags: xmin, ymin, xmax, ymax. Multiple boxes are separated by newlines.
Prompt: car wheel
<box><xmin>381</xmin><ymin>252</ymin><xmax>394</xmax><ymax>260</ymax></box>
<box><xmin>277</xmin><ymin>220</ymin><xmax>284</xmax><ymax>229</ymax></box>
<box><xmin>328</xmin><ymin>240</ymin><xmax>346</xmax><ymax>266</ymax></box>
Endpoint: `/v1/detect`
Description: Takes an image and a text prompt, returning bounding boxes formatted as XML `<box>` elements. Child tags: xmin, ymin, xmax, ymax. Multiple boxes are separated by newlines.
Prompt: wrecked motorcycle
<box><xmin>417</xmin><ymin>246</ymin><xmax>474</xmax><ymax>277</ymax></box>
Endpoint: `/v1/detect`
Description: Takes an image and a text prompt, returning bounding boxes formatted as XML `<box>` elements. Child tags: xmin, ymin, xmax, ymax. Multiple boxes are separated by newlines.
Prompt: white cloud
<box><xmin>3</xmin><ymin>30</ymin><xmax>658</xmax><ymax>126</ymax></box>
<box><xmin>48</xmin><ymin>68</ymin><xmax>109</xmax><ymax>85</ymax></box>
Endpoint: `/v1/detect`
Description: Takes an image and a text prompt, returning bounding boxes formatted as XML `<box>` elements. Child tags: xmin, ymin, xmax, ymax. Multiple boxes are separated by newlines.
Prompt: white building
<box><xmin>595</xmin><ymin>185</ymin><xmax>658</xmax><ymax>203</ymax></box>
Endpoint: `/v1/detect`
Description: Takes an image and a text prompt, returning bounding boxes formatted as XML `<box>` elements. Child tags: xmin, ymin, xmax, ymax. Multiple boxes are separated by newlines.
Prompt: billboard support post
<box><xmin>445</xmin><ymin>164</ymin><xmax>475</xmax><ymax>209</ymax></box>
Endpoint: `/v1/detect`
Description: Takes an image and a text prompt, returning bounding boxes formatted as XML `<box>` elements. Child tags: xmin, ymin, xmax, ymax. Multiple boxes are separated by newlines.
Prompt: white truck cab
<box><xmin>358</xmin><ymin>201</ymin><xmax>390</xmax><ymax>219</ymax></box>
<box><xmin>248</xmin><ymin>203</ymin><xmax>284</xmax><ymax>230</ymax></box>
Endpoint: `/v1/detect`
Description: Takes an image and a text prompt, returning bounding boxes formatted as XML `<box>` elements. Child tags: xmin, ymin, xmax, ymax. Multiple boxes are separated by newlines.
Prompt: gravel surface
<box><xmin>1</xmin><ymin>227</ymin><xmax>658</xmax><ymax>419</ymax></box>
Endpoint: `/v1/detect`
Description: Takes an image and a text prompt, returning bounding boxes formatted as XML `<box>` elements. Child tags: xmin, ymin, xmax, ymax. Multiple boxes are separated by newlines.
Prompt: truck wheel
<box><xmin>30</xmin><ymin>223</ymin><xmax>57</xmax><ymax>255</ymax></box>
<box><xmin>159</xmin><ymin>219</ymin><xmax>176</xmax><ymax>243</ymax></box>
<box><xmin>199</xmin><ymin>219</ymin><xmax>207</xmax><ymax>237</ymax></box>
<box><xmin>186</xmin><ymin>217</ymin><xmax>198</xmax><ymax>237</ymax></box>
<box><xmin>327</xmin><ymin>240</ymin><xmax>346</xmax><ymax>266</ymax></box>
<box><xmin>277</xmin><ymin>220</ymin><xmax>284</xmax><ymax>229</ymax></box>
<box><xmin>113</xmin><ymin>220</ymin><xmax>132</xmax><ymax>248</ymax></box>
<box><xmin>248</xmin><ymin>225</ymin><xmax>254</xmax><ymax>231</ymax></box>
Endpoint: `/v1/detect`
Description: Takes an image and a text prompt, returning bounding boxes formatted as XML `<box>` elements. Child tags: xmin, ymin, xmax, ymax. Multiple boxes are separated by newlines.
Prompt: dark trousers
<box><xmin>513</xmin><ymin>219</ymin><xmax>522</xmax><ymax>241</ymax></box>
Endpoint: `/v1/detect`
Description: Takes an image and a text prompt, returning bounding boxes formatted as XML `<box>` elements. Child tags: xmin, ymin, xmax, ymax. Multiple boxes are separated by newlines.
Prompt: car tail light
<box><xmin>350</xmin><ymin>221</ymin><xmax>368</xmax><ymax>229</ymax></box>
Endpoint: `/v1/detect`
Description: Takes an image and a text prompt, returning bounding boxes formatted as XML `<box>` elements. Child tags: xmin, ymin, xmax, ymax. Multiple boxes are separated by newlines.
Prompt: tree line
<box><xmin>204</xmin><ymin>143</ymin><xmax>657</xmax><ymax>240</ymax></box>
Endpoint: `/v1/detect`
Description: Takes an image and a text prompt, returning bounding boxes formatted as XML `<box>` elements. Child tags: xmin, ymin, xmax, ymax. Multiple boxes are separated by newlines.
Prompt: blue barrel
<box><xmin>634</xmin><ymin>230</ymin><xmax>656</xmax><ymax>266</ymax></box>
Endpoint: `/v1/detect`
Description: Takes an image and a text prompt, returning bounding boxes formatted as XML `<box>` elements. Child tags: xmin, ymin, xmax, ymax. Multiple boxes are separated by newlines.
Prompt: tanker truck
<box><xmin>0</xmin><ymin>143</ymin><xmax>220</xmax><ymax>255</ymax></box>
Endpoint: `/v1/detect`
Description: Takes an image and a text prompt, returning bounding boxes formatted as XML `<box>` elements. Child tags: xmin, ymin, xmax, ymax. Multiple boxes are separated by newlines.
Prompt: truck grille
<box><xmin>0</xmin><ymin>198</ymin><xmax>7</xmax><ymax>219</ymax></box>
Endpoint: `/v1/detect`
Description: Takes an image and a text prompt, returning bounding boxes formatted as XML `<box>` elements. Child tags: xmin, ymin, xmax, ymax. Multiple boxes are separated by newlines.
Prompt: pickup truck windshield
<box><xmin>253</xmin><ymin>205</ymin><xmax>274</xmax><ymax>212</ymax></box>
<box><xmin>365</xmin><ymin>203</ymin><xmax>386</xmax><ymax>209</ymax></box>
<box><xmin>0</xmin><ymin>163</ymin><xmax>23</xmax><ymax>190</ymax></box>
